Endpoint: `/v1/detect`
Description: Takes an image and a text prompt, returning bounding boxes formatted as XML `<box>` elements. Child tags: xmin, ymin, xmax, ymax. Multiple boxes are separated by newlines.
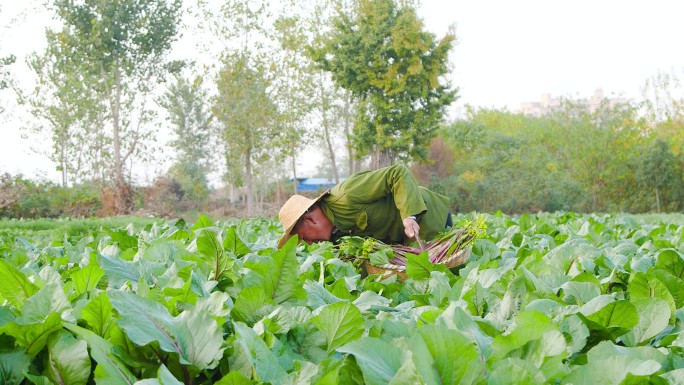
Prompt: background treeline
<box><xmin>414</xmin><ymin>97</ymin><xmax>684</xmax><ymax>214</ymax></box>
<box><xmin>0</xmin><ymin>0</ymin><xmax>682</xmax><ymax>218</ymax></box>
<box><xmin>3</xmin><ymin>94</ymin><xmax>683</xmax><ymax>218</ymax></box>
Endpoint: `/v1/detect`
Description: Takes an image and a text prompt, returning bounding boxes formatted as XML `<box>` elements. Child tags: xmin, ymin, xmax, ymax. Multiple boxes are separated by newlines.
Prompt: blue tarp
<box><xmin>295</xmin><ymin>178</ymin><xmax>343</xmax><ymax>191</ymax></box>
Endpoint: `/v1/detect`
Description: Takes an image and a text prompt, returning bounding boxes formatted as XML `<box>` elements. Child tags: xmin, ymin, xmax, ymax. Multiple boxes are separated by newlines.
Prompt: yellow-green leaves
<box><xmin>197</xmin><ymin>230</ymin><xmax>235</xmax><ymax>282</ymax></box>
<box><xmin>1</xmin><ymin>313</ymin><xmax>63</xmax><ymax>357</ymax></box>
<box><xmin>0</xmin><ymin>258</ymin><xmax>37</xmax><ymax>310</ymax></box>
<box><xmin>70</xmin><ymin>263</ymin><xmax>105</xmax><ymax>297</ymax></box>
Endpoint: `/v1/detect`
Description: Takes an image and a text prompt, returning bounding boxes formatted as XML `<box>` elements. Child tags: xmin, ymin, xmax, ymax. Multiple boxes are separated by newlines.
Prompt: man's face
<box><xmin>292</xmin><ymin>205</ymin><xmax>334</xmax><ymax>244</ymax></box>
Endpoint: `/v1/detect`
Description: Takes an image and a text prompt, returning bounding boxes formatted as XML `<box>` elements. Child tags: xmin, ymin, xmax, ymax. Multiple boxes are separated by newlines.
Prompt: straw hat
<box><xmin>277</xmin><ymin>191</ymin><xmax>329</xmax><ymax>248</ymax></box>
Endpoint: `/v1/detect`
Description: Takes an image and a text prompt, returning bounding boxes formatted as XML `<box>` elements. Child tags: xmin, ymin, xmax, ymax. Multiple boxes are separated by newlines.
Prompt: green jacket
<box><xmin>320</xmin><ymin>164</ymin><xmax>451</xmax><ymax>244</ymax></box>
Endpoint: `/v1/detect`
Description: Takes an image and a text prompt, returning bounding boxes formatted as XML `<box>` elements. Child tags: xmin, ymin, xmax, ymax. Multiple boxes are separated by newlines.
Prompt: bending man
<box><xmin>278</xmin><ymin>164</ymin><xmax>451</xmax><ymax>248</ymax></box>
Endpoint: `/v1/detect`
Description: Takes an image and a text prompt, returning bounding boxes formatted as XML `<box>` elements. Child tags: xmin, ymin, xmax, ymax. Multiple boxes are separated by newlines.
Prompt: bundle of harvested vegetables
<box><xmin>337</xmin><ymin>216</ymin><xmax>487</xmax><ymax>269</ymax></box>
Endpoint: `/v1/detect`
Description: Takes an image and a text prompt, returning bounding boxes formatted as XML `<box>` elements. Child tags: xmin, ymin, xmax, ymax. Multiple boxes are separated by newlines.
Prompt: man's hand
<box><xmin>403</xmin><ymin>216</ymin><xmax>420</xmax><ymax>239</ymax></box>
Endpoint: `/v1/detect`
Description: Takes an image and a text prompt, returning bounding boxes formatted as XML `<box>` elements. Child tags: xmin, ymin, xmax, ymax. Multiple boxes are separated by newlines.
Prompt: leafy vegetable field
<box><xmin>1</xmin><ymin>212</ymin><xmax>683</xmax><ymax>384</ymax></box>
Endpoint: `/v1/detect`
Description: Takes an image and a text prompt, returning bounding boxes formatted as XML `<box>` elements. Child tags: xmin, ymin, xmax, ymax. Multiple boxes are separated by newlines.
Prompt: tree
<box><xmin>205</xmin><ymin>0</ymin><xmax>282</xmax><ymax>214</ymax></box>
<box><xmin>0</xmin><ymin>54</ymin><xmax>14</xmax><ymax>93</ymax></box>
<box><xmin>158</xmin><ymin>74</ymin><xmax>214</xmax><ymax>198</ymax></box>
<box><xmin>168</xmin><ymin>160</ymin><xmax>210</xmax><ymax>201</ymax></box>
<box><xmin>635</xmin><ymin>139</ymin><xmax>677</xmax><ymax>213</ymax></box>
<box><xmin>410</xmin><ymin>136</ymin><xmax>454</xmax><ymax>185</ymax></box>
<box><xmin>0</xmin><ymin>5</ymin><xmax>16</xmax><ymax>115</ymax></box>
<box><xmin>25</xmin><ymin>29</ymin><xmax>104</xmax><ymax>187</ymax></box>
<box><xmin>212</xmin><ymin>53</ymin><xmax>278</xmax><ymax>215</ymax></box>
<box><xmin>48</xmin><ymin>0</ymin><xmax>183</xmax><ymax>213</ymax></box>
<box><xmin>160</xmin><ymin>75</ymin><xmax>214</xmax><ymax>169</ymax></box>
<box><xmin>550</xmin><ymin>100</ymin><xmax>640</xmax><ymax>211</ymax></box>
<box><xmin>272</xmin><ymin>12</ymin><xmax>315</xmax><ymax>192</ymax></box>
<box><xmin>311</xmin><ymin>0</ymin><xmax>457</xmax><ymax>168</ymax></box>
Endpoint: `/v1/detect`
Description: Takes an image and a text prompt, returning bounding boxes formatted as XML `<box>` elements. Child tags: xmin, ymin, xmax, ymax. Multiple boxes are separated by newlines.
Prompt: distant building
<box><xmin>519</xmin><ymin>89</ymin><xmax>628</xmax><ymax>117</ymax></box>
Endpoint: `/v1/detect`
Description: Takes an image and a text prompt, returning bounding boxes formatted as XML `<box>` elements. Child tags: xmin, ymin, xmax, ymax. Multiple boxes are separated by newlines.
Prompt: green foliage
<box><xmin>313</xmin><ymin>301</ymin><xmax>364</xmax><ymax>353</ymax></box>
<box><xmin>212</xmin><ymin>53</ymin><xmax>279</xmax><ymax>214</ymax></box>
<box><xmin>159</xmin><ymin>75</ymin><xmax>214</xmax><ymax>201</ymax></box>
<box><xmin>312</xmin><ymin>0</ymin><xmax>456</xmax><ymax>165</ymax></box>
<box><xmin>167</xmin><ymin>161</ymin><xmax>210</xmax><ymax>201</ymax></box>
<box><xmin>46</xmin><ymin>0</ymin><xmax>184</xmax><ymax>213</ymax></box>
<box><xmin>159</xmin><ymin>75</ymin><xmax>214</xmax><ymax>170</ymax></box>
<box><xmin>45</xmin><ymin>331</ymin><xmax>91</xmax><ymax>385</ymax></box>
<box><xmin>0</xmin><ymin>258</ymin><xmax>38</xmax><ymax>309</ymax></box>
<box><xmin>108</xmin><ymin>290</ymin><xmax>224</xmax><ymax>369</ymax></box>
<box><xmin>438</xmin><ymin>104</ymin><xmax>684</xmax><ymax>213</ymax></box>
<box><xmin>0</xmin><ymin>53</ymin><xmax>15</xmax><ymax>92</ymax></box>
<box><xmin>0</xmin><ymin>213</ymin><xmax>681</xmax><ymax>383</ymax></box>
<box><xmin>635</xmin><ymin>138</ymin><xmax>679</xmax><ymax>212</ymax></box>
<box><xmin>25</xmin><ymin>27</ymin><xmax>100</xmax><ymax>186</ymax></box>
<box><xmin>0</xmin><ymin>174</ymin><xmax>103</xmax><ymax>218</ymax></box>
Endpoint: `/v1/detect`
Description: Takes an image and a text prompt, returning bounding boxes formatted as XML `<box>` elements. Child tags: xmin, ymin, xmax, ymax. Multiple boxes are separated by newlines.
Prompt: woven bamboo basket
<box><xmin>363</xmin><ymin>247</ymin><xmax>471</xmax><ymax>282</ymax></box>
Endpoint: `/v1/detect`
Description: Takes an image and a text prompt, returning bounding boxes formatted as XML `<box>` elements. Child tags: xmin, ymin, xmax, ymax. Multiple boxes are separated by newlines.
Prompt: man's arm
<box><xmin>342</xmin><ymin>164</ymin><xmax>427</xmax><ymax>235</ymax></box>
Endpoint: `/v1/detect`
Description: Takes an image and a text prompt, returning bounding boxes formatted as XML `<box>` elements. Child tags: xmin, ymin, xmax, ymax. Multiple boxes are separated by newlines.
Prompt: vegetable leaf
<box><xmin>405</xmin><ymin>252</ymin><xmax>445</xmax><ymax>281</ymax></box>
<box><xmin>338</xmin><ymin>337</ymin><xmax>405</xmax><ymax>385</ymax></box>
<box><xmin>243</xmin><ymin>236</ymin><xmax>305</xmax><ymax>303</ymax></box>
<box><xmin>313</xmin><ymin>301</ymin><xmax>364</xmax><ymax>353</ymax></box>
<box><xmin>191</xmin><ymin>215</ymin><xmax>214</xmax><ymax>231</ymax></box>
<box><xmin>196</xmin><ymin>230</ymin><xmax>234</xmax><ymax>281</ymax></box>
<box><xmin>231</xmin><ymin>286</ymin><xmax>276</xmax><ymax>325</ymax></box>
<box><xmin>63</xmin><ymin>322</ymin><xmax>137</xmax><ymax>385</ymax></box>
<box><xmin>232</xmin><ymin>322</ymin><xmax>288</xmax><ymax>384</ymax></box>
<box><xmin>561</xmin><ymin>341</ymin><xmax>666</xmax><ymax>384</ymax></box>
<box><xmin>46</xmin><ymin>331</ymin><xmax>91</xmax><ymax>385</ymax></box>
<box><xmin>578</xmin><ymin>297</ymin><xmax>638</xmax><ymax>341</ymax></box>
<box><xmin>621</xmin><ymin>298</ymin><xmax>670</xmax><ymax>347</ymax></box>
<box><xmin>107</xmin><ymin>291</ymin><xmax>181</xmax><ymax>358</ymax></box>
<box><xmin>108</xmin><ymin>290</ymin><xmax>223</xmax><ymax>369</ymax></box>
<box><xmin>80</xmin><ymin>292</ymin><xmax>115</xmax><ymax>338</ymax></box>
<box><xmin>413</xmin><ymin>324</ymin><xmax>486</xmax><ymax>384</ymax></box>
<box><xmin>0</xmin><ymin>348</ymin><xmax>30</xmax><ymax>385</ymax></box>
<box><xmin>70</xmin><ymin>263</ymin><xmax>105</xmax><ymax>297</ymax></box>
<box><xmin>20</xmin><ymin>283</ymin><xmax>70</xmax><ymax>324</ymax></box>
<box><xmin>223</xmin><ymin>226</ymin><xmax>250</xmax><ymax>256</ymax></box>
<box><xmin>1</xmin><ymin>312</ymin><xmax>63</xmax><ymax>357</ymax></box>
<box><xmin>0</xmin><ymin>258</ymin><xmax>37</xmax><ymax>309</ymax></box>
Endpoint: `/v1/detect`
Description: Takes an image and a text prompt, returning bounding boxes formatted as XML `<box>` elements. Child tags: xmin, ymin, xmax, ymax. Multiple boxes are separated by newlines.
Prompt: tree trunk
<box><xmin>343</xmin><ymin>91</ymin><xmax>355</xmax><ymax>176</ymax></box>
<box><xmin>291</xmin><ymin>155</ymin><xmax>298</xmax><ymax>195</ymax></box>
<box><xmin>655</xmin><ymin>186</ymin><xmax>661</xmax><ymax>213</ymax></box>
<box><xmin>370</xmin><ymin>148</ymin><xmax>392</xmax><ymax>170</ymax></box>
<box><xmin>319</xmin><ymin>79</ymin><xmax>339</xmax><ymax>184</ymax></box>
<box><xmin>259</xmin><ymin>181</ymin><xmax>264</xmax><ymax>213</ymax></box>
<box><xmin>245</xmin><ymin>147</ymin><xmax>254</xmax><ymax>216</ymax></box>
<box><xmin>113</xmin><ymin>66</ymin><xmax>128</xmax><ymax>214</ymax></box>
<box><xmin>103</xmin><ymin>61</ymin><xmax>130</xmax><ymax>214</ymax></box>
<box><xmin>60</xmin><ymin>139</ymin><xmax>68</xmax><ymax>187</ymax></box>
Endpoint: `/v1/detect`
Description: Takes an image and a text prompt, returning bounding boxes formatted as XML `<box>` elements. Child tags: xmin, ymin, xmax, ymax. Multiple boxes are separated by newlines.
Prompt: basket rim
<box><xmin>442</xmin><ymin>246</ymin><xmax>470</xmax><ymax>263</ymax></box>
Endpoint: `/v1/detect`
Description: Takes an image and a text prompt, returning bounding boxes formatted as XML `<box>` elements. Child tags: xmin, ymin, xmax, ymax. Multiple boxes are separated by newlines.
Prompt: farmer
<box><xmin>278</xmin><ymin>164</ymin><xmax>452</xmax><ymax>248</ymax></box>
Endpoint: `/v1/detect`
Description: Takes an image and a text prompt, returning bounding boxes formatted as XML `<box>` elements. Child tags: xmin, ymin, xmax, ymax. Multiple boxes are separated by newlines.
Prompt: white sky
<box><xmin>1</xmin><ymin>0</ymin><xmax>683</xmax><ymax>180</ymax></box>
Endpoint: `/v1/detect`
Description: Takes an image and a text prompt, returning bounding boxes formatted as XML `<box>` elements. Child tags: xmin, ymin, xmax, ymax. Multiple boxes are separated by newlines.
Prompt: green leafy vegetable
<box><xmin>313</xmin><ymin>301</ymin><xmax>364</xmax><ymax>353</ymax></box>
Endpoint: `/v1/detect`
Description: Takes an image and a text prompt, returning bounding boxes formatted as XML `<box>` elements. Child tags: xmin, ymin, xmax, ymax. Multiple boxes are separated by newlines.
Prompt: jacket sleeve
<box><xmin>341</xmin><ymin>164</ymin><xmax>427</xmax><ymax>219</ymax></box>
